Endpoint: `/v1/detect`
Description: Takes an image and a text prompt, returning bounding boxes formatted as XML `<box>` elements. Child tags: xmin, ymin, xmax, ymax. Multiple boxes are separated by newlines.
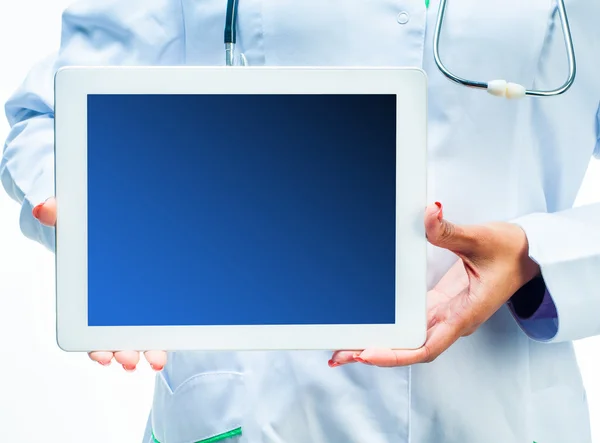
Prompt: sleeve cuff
<box><xmin>510</xmin><ymin>210</ymin><xmax>600</xmax><ymax>342</ymax></box>
<box><xmin>20</xmin><ymin>168</ymin><xmax>55</xmax><ymax>253</ymax></box>
<box><xmin>508</xmin><ymin>278</ymin><xmax>558</xmax><ymax>341</ymax></box>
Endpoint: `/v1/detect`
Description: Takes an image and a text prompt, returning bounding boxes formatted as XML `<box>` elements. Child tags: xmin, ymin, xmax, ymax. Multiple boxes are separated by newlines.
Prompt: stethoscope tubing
<box><xmin>225</xmin><ymin>0</ymin><xmax>577</xmax><ymax>98</ymax></box>
<box><xmin>433</xmin><ymin>0</ymin><xmax>576</xmax><ymax>98</ymax></box>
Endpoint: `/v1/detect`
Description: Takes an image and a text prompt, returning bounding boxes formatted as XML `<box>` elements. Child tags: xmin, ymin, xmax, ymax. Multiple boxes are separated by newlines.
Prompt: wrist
<box><xmin>510</xmin><ymin>222</ymin><xmax>541</xmax><ymax>284</ymax></box>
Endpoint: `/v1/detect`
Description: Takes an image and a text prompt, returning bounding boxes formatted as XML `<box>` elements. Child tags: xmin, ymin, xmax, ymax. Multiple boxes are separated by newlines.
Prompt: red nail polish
<box><xmin>434</xmin><ymin>202</ymin><xmax>443</xmax><ymax>220</ymax></box>
<box><xmin>32</xmin><ymin>203</ymin><xmax>43</xmax><ymax>219</ymax></box>
<box><xmin>328</xmin><ymin>359</ymin><xmax>340</xmax><ymax>368</ymax></box>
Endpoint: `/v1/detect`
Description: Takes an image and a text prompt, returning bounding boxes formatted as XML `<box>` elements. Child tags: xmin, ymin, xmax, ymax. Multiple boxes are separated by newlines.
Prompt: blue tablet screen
<box><xmin>87</xmin><ymin>94</ymin><xmax>396</xmax><ymax>326</ymax></box>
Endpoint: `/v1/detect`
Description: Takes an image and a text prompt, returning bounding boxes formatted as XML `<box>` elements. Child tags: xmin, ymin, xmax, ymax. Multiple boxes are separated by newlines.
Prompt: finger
<box><xmin>431</xmin><ymin>259</ymin><xmax>470</xmax><ymax>299</ymax></box>
<box><xmin>143</xmin><ymin>351</ymin><xmax>168</xmax><ymax>371</ymax></box>
<box><xmin>424</xmin><ymin>202</ymin><xmax>483</xmax><ymax>257</ymax></box>
<box><xmin>32</xmin><ymin>197</ymin><xmax>56</xmax><ymax>226</ymax></box>
<box><xmin>114</xmin><ymin>351</ymin><xmax>140</xmax><ymax>372</ymax></box>
<box><xmin>88</xmin><ymin>351</ymin><xmax>114</xmax><ymax>366</ymax></box>
<box><xmin>329</xmin><ymin>302</ymin><xmax>453</xmax><ymax>366</ymax></box>
<box><xmin>427</xmin><ymin>302</ymin><xmax>443</xmax><ymax>329</ymax></box>
<box><xmin>328</xmin><ymin>350</ymin><xmax>361</xmax><ymax>367</ymax></box>
<box><xmin>356</xmin><ymin>321</ymin><xmax>461</xmax><ymax>367</ymax></box>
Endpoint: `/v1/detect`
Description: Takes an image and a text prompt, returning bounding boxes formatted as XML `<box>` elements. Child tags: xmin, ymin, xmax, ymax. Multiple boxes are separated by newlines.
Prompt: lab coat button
<box><xmin>397</xmin><ymin>11</ymin><xmax>410</xmax><ymax>24</ymax></box>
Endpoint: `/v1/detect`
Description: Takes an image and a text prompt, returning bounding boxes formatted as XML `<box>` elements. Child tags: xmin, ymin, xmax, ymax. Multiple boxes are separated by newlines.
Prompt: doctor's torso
<box><xmin>134</xmin><ymin>1</ymin><xmax>600</xmax><ymax>442</ymax></box>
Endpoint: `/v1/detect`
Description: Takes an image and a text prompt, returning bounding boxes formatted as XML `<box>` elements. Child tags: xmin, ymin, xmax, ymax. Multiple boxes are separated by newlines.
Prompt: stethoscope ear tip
<box><xmin>487</xmin><ymin>80</ymin><xmax>526</xmax><ymax>99</ymax></box>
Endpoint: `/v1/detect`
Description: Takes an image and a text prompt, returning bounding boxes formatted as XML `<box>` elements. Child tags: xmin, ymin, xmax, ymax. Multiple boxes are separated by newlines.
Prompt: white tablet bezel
<box><xmin>54</xmin><ymin>66</ymin><xmax>427</xmax><ymax>352</ymax></box>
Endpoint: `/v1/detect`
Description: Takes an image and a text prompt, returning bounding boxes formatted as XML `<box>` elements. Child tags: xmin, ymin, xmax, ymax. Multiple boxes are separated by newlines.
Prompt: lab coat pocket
<box><xmin>530</xmin><ymin>385</ymin><xmax>591</xmax><ymax>443</ymax></box>
<box><xmin>151</xmin><ymin>371</ymin><xmax>246</xmax><ymax>443</ymax></box>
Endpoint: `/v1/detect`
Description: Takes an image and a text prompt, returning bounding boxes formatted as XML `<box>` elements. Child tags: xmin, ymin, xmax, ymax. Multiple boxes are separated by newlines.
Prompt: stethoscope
<box><xmin>225</xmin><ymin>0</ymin><xmax>247</xmax><ymax>67</ymax></box>
<box><xmin>225</xmin><ymin>0</ymin><xmax>576</xmax><ymax>99</ymax></box>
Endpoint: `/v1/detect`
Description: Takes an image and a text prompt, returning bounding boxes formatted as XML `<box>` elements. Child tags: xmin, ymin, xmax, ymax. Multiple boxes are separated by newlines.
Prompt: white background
<box><xmin>0</xmin><ymin>1</ymin><xmax>599</xmax><ymax>442</ymax></box>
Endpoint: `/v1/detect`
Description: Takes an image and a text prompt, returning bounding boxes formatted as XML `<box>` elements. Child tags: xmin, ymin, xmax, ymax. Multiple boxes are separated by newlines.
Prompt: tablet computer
<box><xmin>54</xmin><ymin>66</ymin><xmax>427</xmax><ymax>352</ymax></box>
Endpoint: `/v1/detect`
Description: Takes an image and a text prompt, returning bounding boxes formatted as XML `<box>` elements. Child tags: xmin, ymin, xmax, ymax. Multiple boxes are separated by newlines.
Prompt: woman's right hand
<box><xmin>33</xmin><ymin>197</ymin><xmax>168</xmax><ymax>372</ymax></box>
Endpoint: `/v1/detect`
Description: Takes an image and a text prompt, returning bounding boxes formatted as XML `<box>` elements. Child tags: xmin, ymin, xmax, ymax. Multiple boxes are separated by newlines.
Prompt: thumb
<box><xmin>32</xmin><ymin>197</ymin><xmax>57</xmax><ymax>227</ymax></box>
<box><xmin>425</xmin><ymin>202</ymin><xmax>484</xmax><ymax>257</ymax></box>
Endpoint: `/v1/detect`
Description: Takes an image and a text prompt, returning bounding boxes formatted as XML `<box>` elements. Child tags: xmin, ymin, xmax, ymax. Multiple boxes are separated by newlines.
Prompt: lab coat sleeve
<box><xmin>509</xmin><ymin>202</ymin><xmax>600</xmax><ymax>343</ymax></box>
<box><xmin>1</xmin><ymin>0</ymin><xmax>184</xmax><ymax>252</ymax></box>
<box><xmin>508</xmin><ymin>105</ymin><xmax>600</xmax><ymax>343</ymax></box>
<box><xmin>504</xmin><ymin>2</ymin><xmax>600</xmax><ymax>344</ymax></box>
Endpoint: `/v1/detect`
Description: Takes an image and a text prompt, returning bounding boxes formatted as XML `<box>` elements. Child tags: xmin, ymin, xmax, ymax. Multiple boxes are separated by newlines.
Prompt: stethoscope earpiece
<box><xmin>224</xmin><ymin>0</ymin><xmax>576</xmax><ymax>96</ymax></box>
<box><xmin>433</xmin><ymin>0</ymin><xmax>575</xmax><ymax>98</ymax></box>
<box><xmin>487</xmin><ymin>80</ymin><xmax>527</xmax><ymax>99</ymax></box>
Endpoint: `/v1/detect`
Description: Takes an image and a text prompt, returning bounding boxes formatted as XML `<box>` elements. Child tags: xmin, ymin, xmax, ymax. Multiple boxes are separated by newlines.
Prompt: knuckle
<box><xmin>462</xmin><ymin>328</ymin><xmax>475</xmax><ymax>337</ymax></box>
<box><xmin>422</xmin><ymin>345</ymin><xmax>436</xmax><ymax>363</ymax></box>
<box><xmin>462</xmin><ymin>321</ymin><xmax>482</xmax><ymax>337</ymax></box>
<box><xmin>438</xmin><ymin>221</ymin><xmax>455</xmax><ymax>244</ymax></box>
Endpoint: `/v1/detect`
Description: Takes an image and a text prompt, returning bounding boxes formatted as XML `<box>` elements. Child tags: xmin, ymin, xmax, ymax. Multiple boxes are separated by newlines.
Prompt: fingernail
<box><xmin>434</xmin><ymin>201</ymin><xmax>443</xmax><ymax>220</ymax></box>
<box><xmin>328</xmin><ymin>359</ymin><xmax>340</xmax><ymax>368</ymax></box>
<box><xmin>123</xmin><ymin>365</ymin><xmax>136</xmax><ymax>372</ymax></box>
<box><xmin>150</xmin><ymin>364</ymin><xmax>163</xmax><ymax>371</ymax></box>
<box><xmin>32</xmin><ymin>203</ymin><xmax>44</xmax><ymax>219</ymax></box>
<box><xmin>99</xmin><ymin>361</ymin><xmax>111</xmax><ymax>366</ymax></box>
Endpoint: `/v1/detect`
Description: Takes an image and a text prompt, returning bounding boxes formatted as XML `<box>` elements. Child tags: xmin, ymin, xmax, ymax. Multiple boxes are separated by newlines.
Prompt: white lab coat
<box><xmin>2</xmin><ymin>0</ymin><xmax>600</xmax><ymax>442</ymax></box>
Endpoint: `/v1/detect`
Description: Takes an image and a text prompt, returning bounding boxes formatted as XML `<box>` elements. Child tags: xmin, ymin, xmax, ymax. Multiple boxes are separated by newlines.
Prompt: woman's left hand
<box><xmin>329</xmin><ymin>202</ymin><xmax>541</xmax><ymax>368</ymax></box>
